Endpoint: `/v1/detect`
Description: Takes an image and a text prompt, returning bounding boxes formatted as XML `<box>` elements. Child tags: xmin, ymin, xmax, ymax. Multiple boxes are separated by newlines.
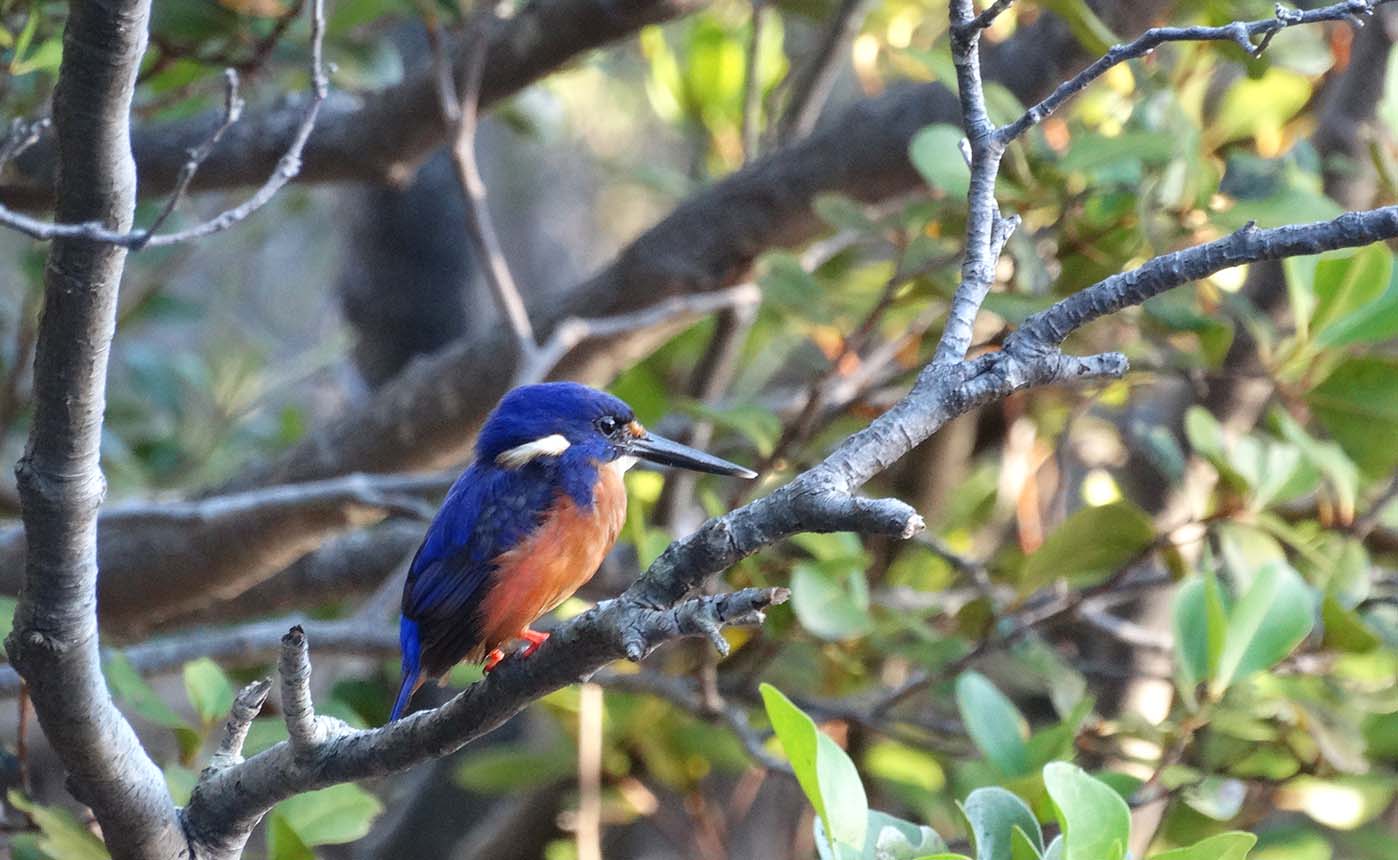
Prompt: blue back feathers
<box><xmin>391</xmin><ymin>383</ymin><xmax>635</xmax><ymax>719</ymax></box>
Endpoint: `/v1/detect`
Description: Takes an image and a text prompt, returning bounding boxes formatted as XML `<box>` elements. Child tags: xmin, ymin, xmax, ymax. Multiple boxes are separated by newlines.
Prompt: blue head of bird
<box><xmin>390</xmin><ymin>382</ymin><xmax>754</xmax><ymax>721</ymax></box>
<box><xmin>476</xmin><ymin>382</ymin><xmax>757</xmax><ymax>480</ymax></box>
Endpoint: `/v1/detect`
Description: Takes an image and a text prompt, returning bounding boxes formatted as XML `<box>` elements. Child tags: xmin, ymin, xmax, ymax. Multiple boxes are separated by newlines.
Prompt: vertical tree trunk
<box><xmin>3</xmin><ymin>0</ymin><xmax>185</xmax><ymax>857</ymax></box>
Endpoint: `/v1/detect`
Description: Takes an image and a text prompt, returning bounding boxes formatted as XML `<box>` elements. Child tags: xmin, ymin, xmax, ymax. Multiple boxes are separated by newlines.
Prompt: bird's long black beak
<box><xmin>628</xmin><ymin>432</ymin><xmax>757</xmax><ymax>478</ymax></box>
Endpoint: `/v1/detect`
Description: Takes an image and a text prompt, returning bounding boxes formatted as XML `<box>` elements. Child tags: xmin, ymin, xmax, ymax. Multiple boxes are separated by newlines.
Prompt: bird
<box><xmin>390</xmin><ymin>382</ymin><xmax>756</xmax><ymax>721</ymax></box>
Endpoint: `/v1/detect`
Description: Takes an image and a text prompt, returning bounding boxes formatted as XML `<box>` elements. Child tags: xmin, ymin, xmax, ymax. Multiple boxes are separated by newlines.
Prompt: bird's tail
<box><xmin>390</xmin><ymin>618</ymin><xmax>423</xmax><ymax>722</ymax></box>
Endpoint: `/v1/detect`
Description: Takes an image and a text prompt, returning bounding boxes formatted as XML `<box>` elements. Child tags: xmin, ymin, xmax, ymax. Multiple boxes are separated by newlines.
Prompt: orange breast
<box><xmin>469</xmin><ymin>464</ymin><xmax>627</xmax><ymax>660</ymax></box>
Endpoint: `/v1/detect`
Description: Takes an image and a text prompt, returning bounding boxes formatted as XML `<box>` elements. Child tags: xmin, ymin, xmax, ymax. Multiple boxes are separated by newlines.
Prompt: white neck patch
<box><xmin>496</xmin><ymin>434</ymin><xmax>571</xmax><ymax>468</ymax></box>
<box><xmin>610</xmin><ymin>455</ymin><xmax>638</xmax><ymax>473</ymax></box>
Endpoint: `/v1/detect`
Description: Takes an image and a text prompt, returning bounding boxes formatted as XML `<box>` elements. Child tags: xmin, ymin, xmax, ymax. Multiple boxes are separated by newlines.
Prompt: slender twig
<box><xmin>0</xmin><ymin>0</ymin><xmax>328</xmax><ymax>248</ymax></box>
<box><xmin>0</xmin><ymin>117</ymin><xmax>49</xmax><ymax>168</ymax></box>
<box><xmin>447</xmin><ymin>14</ymin><xmax>537</xmax><ymax>356</ymax></box>
<box><xmin>741</xmin><ymin>0</ymin><xmax>768</xmax><ymax>162</ymax></box>
<box><xmin>997</xmin><ymin>0</ymin><xmax>1394</xmax><ymax>145</ymax></box>
<box><xmin>203</xmin><ymin>679</ymin><xmax>272</xmax><ymax>775</ymax></box>
<box><xmin>130</xmin><ymin>69</ymin><xmax>245</xmax><ymax>249</ymax></box>
<box><xmin>775</xmin><ymin>0</ymin><xmax>872</xmax><ymax>144</ymax></box>
<box><xmin>514</xmin><ymin>284</ymin><xmax>763</xmax><ymax>386</ymax></box>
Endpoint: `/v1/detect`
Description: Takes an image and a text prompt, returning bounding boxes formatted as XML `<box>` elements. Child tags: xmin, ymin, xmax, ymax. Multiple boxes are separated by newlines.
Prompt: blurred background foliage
<box><xmin>1</xmin><ymin>0</ymin><xmax>1397</xmax><ymax>858</ymax></box>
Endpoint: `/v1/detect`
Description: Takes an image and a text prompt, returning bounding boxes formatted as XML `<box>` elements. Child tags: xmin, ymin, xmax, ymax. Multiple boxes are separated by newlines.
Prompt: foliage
<box><xmin>1</xmin><ymin>0</ymin><xmax>1397</xmax><ymax>858</ymax></box>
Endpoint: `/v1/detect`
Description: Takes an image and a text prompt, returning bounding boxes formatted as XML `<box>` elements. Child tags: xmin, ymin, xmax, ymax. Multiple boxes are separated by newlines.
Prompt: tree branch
<box><xmin>0</xmin><ymin>471</ymin><xmax>450</xmax><ymax>636</ymax></box>
<box><xmin>0</xmin><ymin>0</ymin><xmax>705</xmax><ymax>210</ymax></box>
<box><xmin>0</xmin><ymin>0</ymin><xmax>188</xmax><ymax>855</ymax></box>
<box><xmin>0</xmin><ymin>0</ymin><xmax>327</xmax><ymax>248</ymax></box>
<box><xmin>179</xmin><ymin>588</ymin><xmax>787</xmax><ymax>856</ymax></box>
<box><xmin>997</xmin><ymin>0</ymin><xmax>1395</xmax><ymax>146</ymax></box>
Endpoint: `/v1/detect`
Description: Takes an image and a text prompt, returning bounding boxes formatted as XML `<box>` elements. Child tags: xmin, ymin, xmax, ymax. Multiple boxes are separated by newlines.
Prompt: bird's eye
<box><xmin>596</xmin><ymin>416</ymin><xmax>619</xmax><ymax>436</ymax></box>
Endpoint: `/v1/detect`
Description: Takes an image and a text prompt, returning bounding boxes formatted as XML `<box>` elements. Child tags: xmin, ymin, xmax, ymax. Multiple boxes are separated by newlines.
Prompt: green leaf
<box><xmin>955</xmin><ymin>672</ymin><xmax>1030</xmax><ymax>777</ymax></box>
<box><xmin>1038</xmin><ymin>0</ymin><xmax>1118</xmax><ymax>54</ymax></box>
<box><xmin>182</xmin><ymin>658</ymin><xmax>236</xmax><ymax>725</ymax></box>
<box><xmin>7</xmin><ymin>791</ymin><xmax>111</xmax><ymax>860</ymax></box>
<box><xmin>103</xmin><ymin>651</ymin><xmax>192</xmax><ymax>731</ymax></box>
<box><xmin>455</xmin><ymin>744</ymin><xmax>574</xmax><ymax>793</ymax></box>
<box><xmin>1213</xmin><ymin>562</ymin><xmax>1315</xmax><ymax>693</ymax></box>
<box><xmin>1320</xmin><ymin>595</ymin><xmax>1380</xmax><ymax>653</ymax></box>
<box><xmin>1010</xmin><ymin>827</ymin><xmax>1044</xmax><ymax>860</ymax></box>
<box><xmin>1148</xmin><ymin>832</ymin><xmax>1257</xmax><ymax>860</ymax></box>
<box><xmin>761</xmin><ymin>684</ymin><xmax>868</xmax><ymax>853</ymax></box>
<box><xmin>1172</xmin><ymin>572</ymin><xmax>1227</xmax><ymax>700</ymax></box>
<box><xmin>1310</xmin><ymin>245</ymin><xmax>1392</xmax><ymax>338</ymax></box>
<box><xmin>265</xmin><ymin>812</ymin><xmax>315</xmax><ymax>860</ymax></box>
<box><xmin>791</xmin><ymin>563</ymin><xmax>874</xmax><ymax>641</ymax></box>
<box><xmin>1316</xmin><ymin>275</ymin><xmax>1398</xmax><ymax>347</ymax></box>
<box><xmin>0</xmin><ymin>595</ymin><xmax>15</xmax><ymax>645</ymax></box>
<box><xmin>910</xmin><ymin>124</ymin><xmax>971</xmax><ymax>198</ymax></box>
<box><xmin>1308</xmin><ymin>356</ymin><xmax>1398</xmax><ymax>475</ymax></box>
<box><xmin>273</xmin><ymin>784</ymin><xmax>385</xmax><ymax>846</ymax></box>
<box><xmin>1042</xmin><ymin>763</ymin><xmax>1130</xmax><ymax>860</ymax></box>
<box><xmin>1020</xmin><ymin>501</ymin><xmax>1155</xmax><ymax>593</ymax></box>
<box><xmin>960</xmin><ymin>786</ymin><xmax>1043</xmax><ymax>860</ymax></box>
<box><xmin>1212</xmin><ymin>68</ymin><xmax>1312</xmax><ymax>147</ymax></box>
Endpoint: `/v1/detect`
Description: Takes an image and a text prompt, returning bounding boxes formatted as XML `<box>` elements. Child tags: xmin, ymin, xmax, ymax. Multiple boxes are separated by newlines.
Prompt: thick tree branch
<box><xmin>179</xmin><ymin>588</ymin><xmax>786</xmax><ymax>857</ymax></box>
<box><xmin>0</xmin><ymin>471</ymin><xmax>451</xmax><ymax>636</ymax></box>
<box><xmin>0</xmin><ymin>0</ymin><xmax>705</xmax><ymax>210</ymax></box>
<box><xmin>0</xmin><ymin>0</ymin><xmax>188</xmax><ymax>855</ymax></box>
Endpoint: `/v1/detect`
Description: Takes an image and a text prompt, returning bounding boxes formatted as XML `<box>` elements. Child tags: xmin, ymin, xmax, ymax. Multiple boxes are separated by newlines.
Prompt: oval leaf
<box><xmin>1021</xmin><ymin>501</ymin><xmax>1155</xmax><ymax>593</ymax></box>
<box><xmin>1148</xmin><ymin>832</ymin><xmax>1256</xmax><ymax>860</ymax></box>
<box><xmin>1213</xmin><ymin>562</ymin><xmax>1315</xmax><ymax>694</ymax></box>
<box><xmin>1043</xmin><ymin>762</ymin><xmax>1130</xmax><ymax>860</ymax></box>
<box><xmin>955</xmin><ymin>672</ymin><xmax>1030</xmax><ymax>777</ymax></box>
<box><xmin>960</xmin><ymin>786</ymin><xmax>1043</xmax><ymax>860</ymax></box>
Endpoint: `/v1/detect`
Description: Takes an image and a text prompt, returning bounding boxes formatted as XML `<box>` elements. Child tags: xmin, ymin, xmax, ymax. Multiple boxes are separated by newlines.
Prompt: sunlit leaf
<box><xmin>7</xmin><ymin>791</ymin><xmax>110</xmax><ymax>860</ymax></box>
<box><xmin>1213</xmin><ymin>562</ymin><xmax>1315</xmax><ymax>693</ymax></box>
<box><xmin>182</xmin><ymin>657</ymin><xmax>236</xmax><ymax>725</ymax></box>
<box><xmin>1042</xmin><ymin>763</ymin><xmax>1130</xmax><ymax>860</ymax></box>
<box><xmin>1148</xmin><ymin>832</ymin><xmax>1256</xmax><ymax>860</ymax></box>
<box><xmin>761</xmin><ymin>684</ymin><xmax>868</xmax><ymax>854</ymax></box>
<box><xmin>272</xmin><ymin>784</ymin><xmax>384</xmax><ymax>846</ymax></box>
<box><xmin>911</xmin><ymin>124</ymin><xmax>971</xmax><ymax>198</ymax></box>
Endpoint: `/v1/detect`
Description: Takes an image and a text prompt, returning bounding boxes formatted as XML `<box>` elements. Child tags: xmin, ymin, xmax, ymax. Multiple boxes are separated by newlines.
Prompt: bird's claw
<box><xmin>519</xmin><ymin>628</ymin><xmax>549</xmax><ymax>658</ymax></box>
<box><xmin>482</xmin><ymin>648</ymin><xmax>506</xmax><ymax>673</ymax></box>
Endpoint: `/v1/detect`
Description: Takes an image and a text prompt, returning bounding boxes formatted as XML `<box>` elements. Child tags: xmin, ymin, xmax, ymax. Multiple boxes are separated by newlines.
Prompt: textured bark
<box><xmin>0</xmin><ymin>0</ymin><xmax>704</xmax><ymax>209</ymax></box>
<box><xmin>1</xmin><ymin>0</ymin><xmax>188</xmax><ymax>857</ymax></box>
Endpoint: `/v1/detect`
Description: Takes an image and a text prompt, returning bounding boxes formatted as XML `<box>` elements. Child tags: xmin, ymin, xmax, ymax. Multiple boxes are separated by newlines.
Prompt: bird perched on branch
<box><xmin>391</xmin><ymin>382</ymin><xmax>755</xmax><ymax>720</ymax></box>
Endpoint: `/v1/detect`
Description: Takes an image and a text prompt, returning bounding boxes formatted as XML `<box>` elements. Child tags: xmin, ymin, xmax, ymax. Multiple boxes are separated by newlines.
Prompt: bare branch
<box><xmin>204</xmin><ymin>679</ymin><xmax>272</xmax><ymax>774</ymax></box>
<box><xmin>129</xmin><ymin>69</ymin><xmax>245</xmax><ymax>248</ymax></box>
<box><xmin>997</xmin><ymin>0</ymin><xmax>1394</xmax><ymax>145</ymax></box>
<box><xmin>515</xmin><ymin>285</ymin><xmax>762</xmax><ymax>386</ymax></box>
<box><xmin>1</xmin><ymin>0</ymin><xmax>704</xmax><ymax>210</ymax></box>
<box><xmin>741</xmin><ymin>0</ymin><xmax>769</xmax><ymax>161</ymax></box>
<box><xmin>956</xmin><ymin>0</ymin><xmax>1016</xmax><ymax>36</ymax></box>
<box><xmin>180</xmin><ymin>588</ymin><xmax>787</xmax><ymax>851</ymax></box>
<box><xmin>1</xmin><ymin>0</ymin><xmax>188</xmax><ymax>852</ymax></box>
<box><xmin>0</xmin><ymin>470</ymin><xmax>451</xmax><ymax>635</ymax></box>
<box><xmin>448</xmin><ymin>16</ymin><xmax>537</xmax><ymax>355</ymax></box>
<box><xmin>0</xmin><ymin>0</ymin><xmax>328</xmax><ymax>248</ymax></box>
<box><xmin>775</xmin><ymin>0</ymin><xmax>872</xmax><ymax>144</ymax></box>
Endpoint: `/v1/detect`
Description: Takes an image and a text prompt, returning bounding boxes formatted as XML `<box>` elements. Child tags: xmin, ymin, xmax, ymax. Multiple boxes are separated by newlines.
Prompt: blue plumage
<box><xmin>390</xmin><ymin>382</ymin><xmax>755</xmax><ymax>721</ymax></box>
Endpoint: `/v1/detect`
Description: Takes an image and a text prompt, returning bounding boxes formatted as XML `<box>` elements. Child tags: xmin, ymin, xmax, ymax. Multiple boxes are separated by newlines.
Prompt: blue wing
<box><xmin>398</xmin><ymin>462</ymin><xmax>556</xmax><ymax>686</ymax></box>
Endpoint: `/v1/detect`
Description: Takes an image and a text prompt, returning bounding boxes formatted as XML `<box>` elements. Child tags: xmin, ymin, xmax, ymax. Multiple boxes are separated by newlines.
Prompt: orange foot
<box><xmin>518</xmin><ymin>628</ymin><xmax>549</xmax><ymax>658</ymax></box>
<box><xmin>482</xmin><ymin>648</ymin><xmax>506</xmax><ymax>673</ymax></box>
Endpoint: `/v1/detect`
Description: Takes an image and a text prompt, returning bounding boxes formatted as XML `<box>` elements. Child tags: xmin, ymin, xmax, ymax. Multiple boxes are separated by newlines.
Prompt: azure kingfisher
<box><xmin>391</xmin><ymin>382</ymin><xmax>756</xmax><ymax>720</ymax></box>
